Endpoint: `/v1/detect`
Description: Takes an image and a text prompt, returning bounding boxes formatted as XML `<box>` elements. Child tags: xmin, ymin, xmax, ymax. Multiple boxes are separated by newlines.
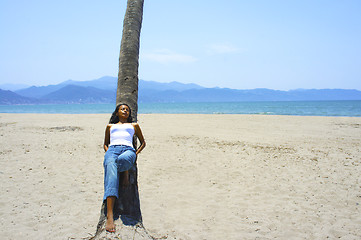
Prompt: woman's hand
<box><xmin>133</xmin><ymin>123</ymin><xmax>146</xmax><ymax>155</ymax></box>
<box><xmin>103</xmin><ymin>124</ymin><xmax>111</xmax><ymax>152</ymax></box>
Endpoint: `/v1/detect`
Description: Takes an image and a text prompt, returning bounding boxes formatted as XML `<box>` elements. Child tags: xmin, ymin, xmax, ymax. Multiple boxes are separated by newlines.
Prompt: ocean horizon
<box><xmin>0</xmin><ymin>100</ymin><xmax>360</xmax><ymax>117</ymax></box>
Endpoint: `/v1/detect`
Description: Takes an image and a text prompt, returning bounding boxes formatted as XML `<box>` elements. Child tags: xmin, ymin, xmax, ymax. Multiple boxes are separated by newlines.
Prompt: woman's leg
<box><xmin>106</xmin><ymin>196</ymin><xmax>116</xmax><ymax>232</ymax></box>
<box><xmin>121</xmin><ymin>171</ymin><xmax>129</xmax><ymax>187</ymax></box>
<box><xmin>103</xmin><ymin>148</ymin><xmax>120</xmax><ymax>200</ymax></box>
<box><xmin>103</xmin><ymin>147</ymin><xmax>119</xmax><ymax>232</ymax></box>
<box><xmin>103</xmin><ymin>147</ymin><xmax>136</xmax><ymax>232</ymax></box>
<box><xmin>116</xmin><ymin>149</ymin><xmax>136</xmax><ymax>187</ymax></box>
<box><xmin>116</xmin><ymin>149</ymin><xmax>136</xmax><ymax>172</ymax></box>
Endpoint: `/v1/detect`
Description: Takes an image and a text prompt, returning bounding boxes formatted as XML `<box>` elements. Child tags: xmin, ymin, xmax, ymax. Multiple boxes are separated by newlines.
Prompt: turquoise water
<box><xmin>0</xmin><ymin>101</ymin><xmax>360</xmax><ymax>117</ymax></box>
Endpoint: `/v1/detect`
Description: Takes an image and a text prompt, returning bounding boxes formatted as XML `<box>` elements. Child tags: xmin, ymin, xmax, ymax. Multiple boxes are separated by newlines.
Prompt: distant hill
<box><xmin>15</xmin><ymin>84</ymin><xmax>66</xmax><ymax>99</ymax></box>
<box><xmin>139</xmin><ymin>80</ymin><xmax>204</xmax><ymax>91</ymax></box>
<box><xmin>138</xmin><ymin>87</ymin><xmax>361</xmax><ymax>103</ymax></box>
<box><xmin>60</xmin><ymin>76</ymin><xmax>117</xmax><ymax>91</ymax></box>
<box><xmin>286</xmin><ymin>89</ymin><xmax>361</xmax><ymax>101</ymax></box>
<box><xmin>41</xmin><ymin>85</ymin><xmax>115</xmax><ymax>103</ymax></box>
<box><xmin>14</xmin><ymin>76</ymin><xmax>117</xmax><ymax>99</ymax></box>
<box><xmin>0</xmin><ymin>89</ymin><xmax>37</xmax><ymax>104</ymax></box>
<box><xmin>14</xmin><ymin>77</ymin><xmax>204</xmax><ymax>99</ymax></box>
<box><xmin>0</xmin><ymin>77</ymin><xmax>360</xmax><ymax>105</ymax></box>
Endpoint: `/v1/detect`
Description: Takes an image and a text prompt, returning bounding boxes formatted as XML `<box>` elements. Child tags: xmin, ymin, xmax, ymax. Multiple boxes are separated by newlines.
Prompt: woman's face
<box><xmin>117</xmin><ymin>105</ymin><xmax>130</xmax><ymax>119</ymax></box>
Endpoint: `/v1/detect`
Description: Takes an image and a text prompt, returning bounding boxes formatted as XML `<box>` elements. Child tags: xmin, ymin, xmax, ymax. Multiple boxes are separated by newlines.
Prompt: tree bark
<box><xmin>114</xmin><ymin>0</ymin><xmax>144</xmax><ymax>223</ymax></box>
<box><xmin>116</xmin><ymin>0</ymin><xmax>144</xmax><ymax>122</ymax></box>
<box><xmin>116</xmin><ymin>0</ymin><xmax>144</xmax><ymax>222</ymax></box>
<box><xmin>91</xmin><ymin>1</ymin><xmax>145</xmax><ymax>239</ymax></box>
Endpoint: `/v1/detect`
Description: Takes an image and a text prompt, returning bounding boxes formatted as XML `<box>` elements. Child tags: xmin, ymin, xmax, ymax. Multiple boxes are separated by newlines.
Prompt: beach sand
<box><xmin>0</xmin><ymin>113</ymin><xmax>360</xmax><ymax>239</ymax></box>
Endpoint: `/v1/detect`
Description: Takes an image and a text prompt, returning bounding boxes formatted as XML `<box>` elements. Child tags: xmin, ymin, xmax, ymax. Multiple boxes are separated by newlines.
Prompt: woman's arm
<box><xmin>103</xmin><ymin>124</ymin><xmax>111</xmax><ymax>152</ymax></box>
<box><xmin>133</xmin><ymin>123</ymin><xmax>146</xmax><ymax>155</ymax></box>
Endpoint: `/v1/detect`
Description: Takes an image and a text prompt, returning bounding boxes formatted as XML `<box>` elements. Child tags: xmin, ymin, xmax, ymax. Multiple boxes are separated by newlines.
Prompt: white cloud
<box><xmin>142</xmin><ymin>49</ymin><xmax>197</xmax><ymax>64</ymax></box>
<box><xmin>206</xmin><ymin>43</ymin><xmax>241</xmax><ymax>55</ymax></box>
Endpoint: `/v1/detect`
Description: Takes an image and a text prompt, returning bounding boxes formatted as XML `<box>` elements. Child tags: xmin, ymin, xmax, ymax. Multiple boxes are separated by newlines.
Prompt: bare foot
<box><xmin>105</xmin><ymin>217</ymin><xmax>115</xmax><ymax>233</ymax></box>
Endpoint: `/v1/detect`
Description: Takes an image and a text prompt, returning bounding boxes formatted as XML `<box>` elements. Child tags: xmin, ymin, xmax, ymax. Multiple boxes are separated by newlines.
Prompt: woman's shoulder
<box><xmin>131</xmin><ymin>122</ymin><xmax>140</xmax><ymax>128</ymax></box>
<box><xmin>131</xmin><ymin>122</ymin><xmax>142</xmax><ymax>131</ymax></box>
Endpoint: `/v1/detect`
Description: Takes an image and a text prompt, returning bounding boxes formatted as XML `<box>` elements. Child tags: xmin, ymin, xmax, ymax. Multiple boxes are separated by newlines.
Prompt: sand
<box><xmin>0</xmin><ymin>113</ymin><xmax>360</xmax><ymax>239</ymax></box>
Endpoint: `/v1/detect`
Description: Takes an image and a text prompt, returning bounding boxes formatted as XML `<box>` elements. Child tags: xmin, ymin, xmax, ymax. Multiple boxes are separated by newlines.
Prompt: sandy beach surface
<box><xmin>0</xmin><ymin>113</ymin><xmax>360</xmax><ymax>239</ymax></box>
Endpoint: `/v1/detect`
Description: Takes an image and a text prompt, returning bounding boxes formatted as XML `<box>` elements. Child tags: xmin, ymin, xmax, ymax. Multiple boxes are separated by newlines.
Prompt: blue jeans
<box><xmin>103</xmin><ymin>145</ymin><xmax>136</xmax><ymax>200</ymax></box>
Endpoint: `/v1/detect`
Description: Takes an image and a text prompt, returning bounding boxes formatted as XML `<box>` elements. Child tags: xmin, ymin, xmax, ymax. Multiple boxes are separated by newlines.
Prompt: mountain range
<box><xmin>1</xmin><ymin>76</ymin><xmax>361</xmax><ymax>105</ymax></box>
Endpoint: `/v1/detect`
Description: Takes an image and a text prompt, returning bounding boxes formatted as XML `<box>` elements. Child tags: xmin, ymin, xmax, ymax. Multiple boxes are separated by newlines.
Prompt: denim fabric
<box><xmin>103</xmin><ymin>145</ymin><xmax>136</xmax><ymax>200</ymax></box>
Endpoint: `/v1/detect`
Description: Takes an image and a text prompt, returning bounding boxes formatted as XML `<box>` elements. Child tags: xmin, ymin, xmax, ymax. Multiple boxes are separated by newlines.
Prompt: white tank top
<box><xmin>109</xmin><ymin>124</ymin><xmax>135</xmax><ymax>148</ymax></box>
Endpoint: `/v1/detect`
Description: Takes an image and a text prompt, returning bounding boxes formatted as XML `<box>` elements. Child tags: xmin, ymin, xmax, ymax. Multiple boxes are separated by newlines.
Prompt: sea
<box><xmin>0</xmin><ymin>101</ymin><xmax>360</xmax><ymax>117</ymax></box>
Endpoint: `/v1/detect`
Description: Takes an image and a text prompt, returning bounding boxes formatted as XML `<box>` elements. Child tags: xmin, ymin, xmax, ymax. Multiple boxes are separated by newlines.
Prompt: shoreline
<box><xmin>1</xmin><ymin>112</ymin><xmax>361</xmax><ymax>117</ymax></box>
<box><xmin>1</xmin><ymin>100</ymin><xmax>360</xmax><ymax>117</ymax></box>
<box><xmin>1</xmin><ymin>113</ymin><xmax>360</xmax><ymax>239</ymax></box>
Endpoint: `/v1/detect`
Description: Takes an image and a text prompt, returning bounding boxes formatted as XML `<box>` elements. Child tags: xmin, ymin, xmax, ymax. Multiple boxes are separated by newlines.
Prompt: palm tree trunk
<box><xmin>116</xmin><ymin>0</ymin><xmax>144</xmax><ymax>122</ymax></box>
<box><xmin>91</xmin><ymin>1</ymin><xmax>145</xmax><ymax>238</ymax></box>
<box><xmin>115</xmin><ymin>0</ymin><xmax>144</xmax><ymax>221</ymax></box>
<box><xmin>114</xmin><ymin>0</ymin><xmax>144</xmax><ymax>222</ymax></box>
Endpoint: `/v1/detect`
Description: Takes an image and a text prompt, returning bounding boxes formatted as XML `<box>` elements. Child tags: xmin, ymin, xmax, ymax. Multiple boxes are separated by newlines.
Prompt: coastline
<box><xmin>1</xmin><ymin>113</ymin><xmax>360</xmax><ymax>239</ymax></box>
<box><xmin>1</xmin><ymin>100</ymin><xmax>360</xmax><ymax>117</ymax></box>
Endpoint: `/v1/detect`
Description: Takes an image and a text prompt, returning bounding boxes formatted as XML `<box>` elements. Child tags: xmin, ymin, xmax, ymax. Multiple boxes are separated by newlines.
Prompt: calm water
<box><xmin>0</xmin><ymin>101</ymin><xmax>360</xmax><ymax>117</ymax></box>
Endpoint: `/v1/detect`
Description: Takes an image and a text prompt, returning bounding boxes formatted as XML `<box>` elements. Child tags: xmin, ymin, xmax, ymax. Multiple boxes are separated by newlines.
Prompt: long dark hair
<box><xmin>109</xmin><ymin>103</ymin><xmax>133</xmax><ymax>124</ymax></box>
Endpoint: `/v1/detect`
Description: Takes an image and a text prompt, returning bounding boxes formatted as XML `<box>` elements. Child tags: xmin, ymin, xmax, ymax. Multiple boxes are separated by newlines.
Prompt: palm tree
<box><xmin>115</xmin><ymin>0</ymin><xmax>144</xmax><ymax>222</ymax></box>
<box><xmin>116</xmin><ymin>0</ymin><xmax>144</xmax><ymax>122</ymax></box>
<box><xmin>91</xmin><ymin>1</ymin><xmax>145</xmax><ymax>238</ymax></box>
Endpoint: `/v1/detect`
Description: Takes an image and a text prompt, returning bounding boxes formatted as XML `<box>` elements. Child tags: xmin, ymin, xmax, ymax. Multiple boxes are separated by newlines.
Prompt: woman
<box><xmin>103</xmin><ymin>103</ymin><xmax>146</xmax><ymax>233</ymax></box>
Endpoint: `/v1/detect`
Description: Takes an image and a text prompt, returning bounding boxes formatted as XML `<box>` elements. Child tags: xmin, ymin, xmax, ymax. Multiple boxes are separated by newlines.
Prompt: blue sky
<box><xmin>1</xmin><ymin>0</ymin><xmax>361</xmax><ymax>90</ymax></box>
